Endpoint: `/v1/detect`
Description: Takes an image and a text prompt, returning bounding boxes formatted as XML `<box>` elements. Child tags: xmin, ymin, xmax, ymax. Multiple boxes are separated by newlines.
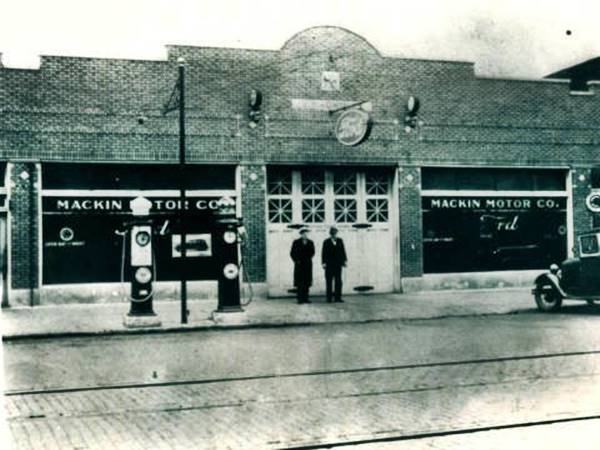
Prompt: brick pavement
<box><xmin>335</xmin><ymin>419</ymin><xmax>600</xmax><ymax>450</ymax></box>
<box><xmin>6</xmin><ymin>352</ymin><xmax>600</xmax><ymax>449</ymax></box>
<box><xmin>1</xmin><ymin>288</ymin><xmax>535</xmax><ymax>339</ymax></box>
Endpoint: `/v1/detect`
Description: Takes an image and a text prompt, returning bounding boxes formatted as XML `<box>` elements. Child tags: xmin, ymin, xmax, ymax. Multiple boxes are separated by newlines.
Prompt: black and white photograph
<box><xmin>2</xmin><ymin>0</ymin><xmax>600</xmax><ymax>448</ymax></box>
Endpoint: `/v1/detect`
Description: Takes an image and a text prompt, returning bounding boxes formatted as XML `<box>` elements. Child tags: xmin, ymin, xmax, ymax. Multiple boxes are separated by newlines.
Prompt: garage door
<box><xmin>266</xmin><ymin>167</ymin><xmax>398</xmax><ymax>297</ymax></box>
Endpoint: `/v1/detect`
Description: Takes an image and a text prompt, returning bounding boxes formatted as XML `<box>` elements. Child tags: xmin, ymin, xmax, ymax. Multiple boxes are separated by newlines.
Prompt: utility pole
<box><xmin>177</xmin><ymin>57</ymin><xmax>188</xmax><ymax>324</ymax></box>
<box><xmin>162</xmin><ymin>56</ymin><xmax>189</xmax><ymax>324</ymax></box>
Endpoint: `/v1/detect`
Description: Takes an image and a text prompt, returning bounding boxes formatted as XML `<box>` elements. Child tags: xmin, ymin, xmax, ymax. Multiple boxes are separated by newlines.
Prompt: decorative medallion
<box><xmin>334</xmin><ymin>109</ymin><xmax>371</xmax><ymax>146</ymax></box>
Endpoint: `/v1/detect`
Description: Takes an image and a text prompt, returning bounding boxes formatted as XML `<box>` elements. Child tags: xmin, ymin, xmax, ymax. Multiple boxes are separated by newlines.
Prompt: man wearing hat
<box><xmin>290</xmin><ymin>227</ymin><xmax>315</xmax><ymax>304</ymax></box>
<box><xmin>321</xmin><ymin>226</ymin><xmax>347</xmax><ymax>303</ymax></box>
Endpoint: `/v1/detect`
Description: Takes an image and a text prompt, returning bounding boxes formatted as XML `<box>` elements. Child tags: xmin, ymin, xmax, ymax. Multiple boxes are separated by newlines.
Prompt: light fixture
<box><xmin>248</xmin><ymin>89</ymin><xmax>262</xmax><ymax>128</ymax></box>
<box><xmin>404</xmin><ymin>95</ymin><xmax>420</xmax><ymax>133</ymax></box>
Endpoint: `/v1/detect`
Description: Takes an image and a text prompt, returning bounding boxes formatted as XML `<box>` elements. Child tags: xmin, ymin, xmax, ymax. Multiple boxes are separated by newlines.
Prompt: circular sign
<box><xmin>135</xmin><ymin>230</ymin><xmax>151</xmax><ymax>247</ymax></box>
<box><xmin>59</xmin><ymin>227</ymin><xmax>74</xmax><ymax>242</ymax></box>
<box><xmin>134</xmin><ymin>267</ymin><xmax>152</xmax><ymax>284</ymax></box>
<box><xmin>334</xmin><ymin>109</ymin><xmax>371</xmax><ymax>146</ymax></box>
<box><xmin>586</xmin><ymin>192</ymin><xmax>600</xmax><ymax>213</ymax></box>
<box><xmin>223</xmin><ymin>263</ymin><xmax>239</xmax><ymax>280</ymax></box>
<box><xmin>223</xmin><ymin>230</ymin><xmax>237</xmax><ymax>244</ymax></box>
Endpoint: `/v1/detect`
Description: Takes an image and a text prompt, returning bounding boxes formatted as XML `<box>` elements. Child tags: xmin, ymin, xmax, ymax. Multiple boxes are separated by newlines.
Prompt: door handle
<box><xmin>352</xmin><ymin>223</ymin><xmax>373</xmax><ymax>229</ymax></box>
<box><xmin>354</xmin><ymin>285</ymin><xmax>374</xmax><ymax>292</ymax></box>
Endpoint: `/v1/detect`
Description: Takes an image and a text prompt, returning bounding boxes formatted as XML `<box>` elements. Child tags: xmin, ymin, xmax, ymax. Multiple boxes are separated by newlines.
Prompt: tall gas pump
<box><xmin>123</xmin><ymin>196</ymin><xmax>161</xmax><ymax>328</ymax></box>
<box><xmin>214</xmin><ymin>196</ymin><xmax>243</xmax><ymax>312</ymax></box>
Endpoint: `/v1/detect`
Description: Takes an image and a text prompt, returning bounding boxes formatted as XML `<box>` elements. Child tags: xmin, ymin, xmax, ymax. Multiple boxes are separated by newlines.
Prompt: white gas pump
<box><xmin>122</xmin><ymin>196</ymin><xmax>161</xmax><ymax>328</ymax></box>
<box><xmin>130</xmin><ymin>224</ymin><xmax>154</xmax><ymax>300</ymax></box>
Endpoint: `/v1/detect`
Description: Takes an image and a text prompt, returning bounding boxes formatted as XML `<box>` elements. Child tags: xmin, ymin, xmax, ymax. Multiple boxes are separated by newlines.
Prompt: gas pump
<box><xmin>122</xmin><ymin>196</ymin><xmax>161</xmax><ymax>327</ymax></box>
<box><xmin>129</xmin><ymin>222</ymin><xmax>155</xmax><ymax>312</ymax></box>
<box><xmin>214</xmin><ymin>196</ymin><xmax>244</xmax><ymax>312</ymax></box>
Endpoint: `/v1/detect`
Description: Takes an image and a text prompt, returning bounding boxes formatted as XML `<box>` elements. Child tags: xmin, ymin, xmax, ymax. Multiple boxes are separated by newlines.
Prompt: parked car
<box><xmin>532</xmin><ymin>231</ymin><xmax>600</xmax><ymax>311</ymax></box>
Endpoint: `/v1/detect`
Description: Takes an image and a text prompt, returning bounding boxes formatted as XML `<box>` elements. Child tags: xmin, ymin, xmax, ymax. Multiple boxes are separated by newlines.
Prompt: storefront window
<box><xmin>422</xmin><ymin>168</ymin><xmax>568</xmax><ymax>273</ymax></box>
<box><xmin>41</xmin><ymin>163</ymin><xmax>236</xmax><ymax>285</ymax></box>
<box><xmin>422</xmin><ymin>168</ymin><xmax>566</xmax><ymax>191</ymax></box>
<box><xmin>422</xmin><ymin>196</ymin><xmax>567</xmax><ymax>273</ymax></box>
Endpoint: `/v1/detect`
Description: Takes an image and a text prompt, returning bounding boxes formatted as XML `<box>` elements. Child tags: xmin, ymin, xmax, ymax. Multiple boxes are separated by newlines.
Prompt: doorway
<box><xmin>266</xmin><ymin>167</ymin><xmax>398</xmax><ymax>297</ymax></box>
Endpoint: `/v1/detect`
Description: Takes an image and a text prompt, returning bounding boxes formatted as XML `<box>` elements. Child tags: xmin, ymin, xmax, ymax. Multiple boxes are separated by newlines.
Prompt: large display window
<box><xmin>422</xmin><ymin>168</ymin><xmax>568</xmax><ymax>274</ymax></box>
<box><xmin>42</xmin><ymin>163</ymin><xmax>236</xmax><ymax>285</ymax></box>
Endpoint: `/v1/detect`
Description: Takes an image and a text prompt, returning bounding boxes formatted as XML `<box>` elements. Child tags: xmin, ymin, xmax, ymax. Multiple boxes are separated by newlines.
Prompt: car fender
<box><xmin>533</xmin><ymin>273</ymin><xmax>566</xmax><ymax>298</ymax></box>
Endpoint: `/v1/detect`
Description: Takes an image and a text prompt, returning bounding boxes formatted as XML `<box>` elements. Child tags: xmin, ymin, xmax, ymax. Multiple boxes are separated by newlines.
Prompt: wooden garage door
<box><xmin>266</xmin><ymin>167</ymin><xmax>397</xmax><ymax>297</ymax></box>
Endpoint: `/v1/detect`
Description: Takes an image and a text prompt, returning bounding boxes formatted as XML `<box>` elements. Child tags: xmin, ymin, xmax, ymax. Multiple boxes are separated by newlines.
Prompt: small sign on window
<box><xmin>172</xmin><ymin>234</ymin><xmax>212</xmax><ymax>258</ymax></box>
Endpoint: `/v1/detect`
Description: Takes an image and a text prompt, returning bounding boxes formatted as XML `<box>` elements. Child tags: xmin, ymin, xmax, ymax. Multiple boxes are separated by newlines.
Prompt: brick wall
<box><xmin>571</xmin><ymin>167</ymin><xmax>594</xmax><ymax>256</ymax></box>
<box><xmin>9</xmin><ymin>162</ymin><xmax>40</xmax><ymax>300</ymax></box>
<box><xmin>1</xmin><ymin>25</ymin><xmax>600</xmax><ymax>292</ymax></box>
<box><xmin>398</xmin><ymin>166</ymin><xmax>423</xmax><ymax>278</ymax></box>
<box><xmin>239</xmin><ymin>164</ymin><xmax>266</xmax><ymax>282</ymax></box>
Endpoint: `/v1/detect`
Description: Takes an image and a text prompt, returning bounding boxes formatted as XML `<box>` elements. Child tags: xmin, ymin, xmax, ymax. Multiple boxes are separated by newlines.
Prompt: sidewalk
<box><xmin>0</xmin><ymin>288</ymin><xmax>535</xmax><ymax>340</ymax></box>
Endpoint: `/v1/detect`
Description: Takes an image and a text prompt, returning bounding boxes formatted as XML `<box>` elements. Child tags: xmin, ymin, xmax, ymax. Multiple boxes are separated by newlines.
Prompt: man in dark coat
<box><xmin>290</xmin><ymin>228</ymin><xmax>315</xmax><ymax>304</ymax></box>
<box><xmin>321</xmin><ymin>226</ymin><xmax>347</xmax><ymax>303</ymax></box>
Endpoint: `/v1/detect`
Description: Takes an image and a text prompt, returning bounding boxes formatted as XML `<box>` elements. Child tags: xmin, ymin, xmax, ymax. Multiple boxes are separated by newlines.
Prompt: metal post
<box><xmin>178</xmin><ymin>59</ymin><xmax>188</xmax><ymax>324</ymax></box>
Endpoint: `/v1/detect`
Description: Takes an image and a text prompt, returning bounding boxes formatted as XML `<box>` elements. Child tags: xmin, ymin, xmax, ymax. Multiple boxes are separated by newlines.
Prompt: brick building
<box><xmin>1</xmin><ymin>26</ymin><xmax>598</xmax><ymax>305</ymax></box>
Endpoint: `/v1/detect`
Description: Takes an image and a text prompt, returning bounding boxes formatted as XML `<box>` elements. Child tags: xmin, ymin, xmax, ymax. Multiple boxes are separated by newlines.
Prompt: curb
<box><xmin>1</xmin><ymin>308</ymin><xmax>531</xmax><ymax>342</ymax></box>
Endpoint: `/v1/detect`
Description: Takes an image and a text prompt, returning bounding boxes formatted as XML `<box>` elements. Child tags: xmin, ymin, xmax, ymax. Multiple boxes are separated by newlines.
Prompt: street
<box><xmin>4</xmin><ymin>303</ymin><xmax>600</xmax><ymax>449</ymax></box>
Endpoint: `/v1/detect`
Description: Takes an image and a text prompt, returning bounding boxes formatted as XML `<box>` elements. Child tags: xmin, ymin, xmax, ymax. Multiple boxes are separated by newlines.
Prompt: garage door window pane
<box><xmin>366</xmin><ymin>174</ymin><xmax>389</xmax><ymax>195</ymax></box>
<box><xmin>302</xmin><ymin>198</ymin><xmax>325</xmax><ymax>223</ymax></box>
<box><xmin>333</xmin><ymin>171</ymin><xmax>357</xmax><ymax>195</ymax></box>
<box><xmin>301</xmin><ymin>171</ymin><xmax>325</xmax><ymax>195</ymax></box>
<box><xmin>268</xmin><ymin>170</ymin><xmax>292</xmax><ymax>195</ymax></box>
<box><xmin>366</xmin><ymin>198</ymin><xmax>388</xmax><ymax>223</ymax></box>
<box><xmin>268</xmin><ymin>198</ymin><xmax>292</xmax><ymax>223</ymax></box>
<box><xmin>334</xmin><ymin>198</ymin><xmax>357</xmax><ymax>223</ymax></box>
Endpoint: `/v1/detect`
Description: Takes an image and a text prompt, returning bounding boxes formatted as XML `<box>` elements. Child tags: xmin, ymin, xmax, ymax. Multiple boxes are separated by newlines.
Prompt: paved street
<box><xmin>334</xmin><ymin>419</ymin><xmax>600</xmax><ymax>450</ymax></box>
<box><xmin>4</xmin><ymin>303</ymin><xmax>600</xmax><ymax>449</ymax></box>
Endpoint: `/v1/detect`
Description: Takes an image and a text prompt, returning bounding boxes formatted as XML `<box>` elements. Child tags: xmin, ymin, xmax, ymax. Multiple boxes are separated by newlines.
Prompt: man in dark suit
<box><xmin>290</xmin><ymin>227</ymin><xmax>315</xmax><ymax>304</ymax></box>
<box><xmin>321</xmin><ymin>226</ymin><xmax>347</xmax><ymax>303</ymax></box>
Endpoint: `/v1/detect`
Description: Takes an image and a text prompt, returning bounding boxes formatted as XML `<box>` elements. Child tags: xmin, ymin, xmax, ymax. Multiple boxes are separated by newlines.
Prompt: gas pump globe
<box><xmin>214</xmin><ymin>196</ymin><xmax>243</xmax><ymax>312</ymax></box>
<box><xmin>123</xmin><ymin>196</ymin><xmax>161</xmax><ymax>328</ymax></box>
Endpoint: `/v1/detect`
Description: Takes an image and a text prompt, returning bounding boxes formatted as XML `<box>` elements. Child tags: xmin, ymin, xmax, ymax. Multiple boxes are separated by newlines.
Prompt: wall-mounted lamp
<box><xmin>404</xmin><ymin>95</ymin><xmax>420</xmax><ymax>133</ymax></box>
<box><xmin>248</xmin><ymin>89</ymin><xmax>262</xmax><ymax>128</ymax></box>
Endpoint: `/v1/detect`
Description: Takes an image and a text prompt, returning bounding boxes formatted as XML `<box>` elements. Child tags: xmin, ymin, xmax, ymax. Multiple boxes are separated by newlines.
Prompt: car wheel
<box><xmin>534</xmin><ymin>282</ymin><xmax>563</xmax><ymax>312</ymax></box>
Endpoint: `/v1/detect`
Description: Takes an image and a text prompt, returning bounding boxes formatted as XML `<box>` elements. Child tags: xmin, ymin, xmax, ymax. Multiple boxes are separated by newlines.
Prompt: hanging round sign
<box><xmin>334</xmin><ymin>109</ymin><xmax>371</xmax><ymax>146</ymax></box>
